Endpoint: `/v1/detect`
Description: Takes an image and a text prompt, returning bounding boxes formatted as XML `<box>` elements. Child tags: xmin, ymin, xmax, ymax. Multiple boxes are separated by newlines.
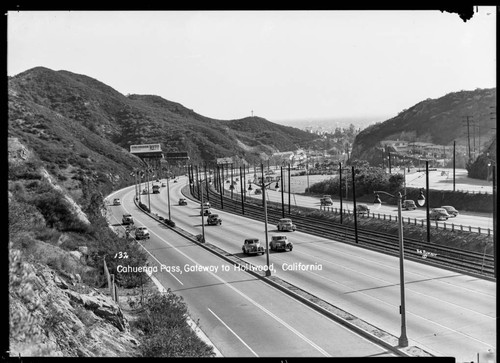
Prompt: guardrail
<box><xmin>319</xmin><ymin>205</ymin><xmax>493</xmax><ymax>235</ymax></box>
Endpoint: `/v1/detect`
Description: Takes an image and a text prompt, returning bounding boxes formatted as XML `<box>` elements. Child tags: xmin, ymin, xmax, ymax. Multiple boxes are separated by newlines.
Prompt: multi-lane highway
<box><xmin>110</xmin><ymin>176</ymin><xmax>496</xmax><ymax>362</ymax></box>
<box><xmin>106</xmin><ymin>184</ymin><xmax>400</xmax><ymax>357</ymax></box>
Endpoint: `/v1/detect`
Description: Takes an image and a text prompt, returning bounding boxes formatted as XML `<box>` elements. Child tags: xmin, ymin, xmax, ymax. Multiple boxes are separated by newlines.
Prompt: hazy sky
<box><xmin>7</xmin><ymin>9</ymin><xmax>496</xmax><ymax>123</ymax></box>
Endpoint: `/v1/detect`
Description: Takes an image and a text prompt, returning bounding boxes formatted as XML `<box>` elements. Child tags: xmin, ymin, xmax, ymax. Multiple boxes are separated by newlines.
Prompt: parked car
<box><xmin>402</xmin><ymin>200</ymin><xmax>417</xmax><ymax>210</ymax></box>
<box><xmin>122</xmin><ymin>214</ymin><xmax>134</xmax><ymax>225</ymax></box>
<box><xmin>320</xmin><ymin>197</ymin><xmax>333</xmax><ymax>206</ymax></box>
<box><xmin>277</xmin><ymin>218</ymin><xmax>296</xmax><ymax>232</ymax></box>
<box><xmin>430</xmin><ymin>208</ymin><xmax>450</xmax><ymax>221</ymax></box>
<box><xmin>113</xmin><ymin>198</ymin><xmax>121</xmax><ymax>206</ymax></box>
<box><xmin>441</xmin><ymin>206</ymin><xmax>459</xmax><ymax>217</ymax></box>
<box><xmin>201</xmin><ymin>208</ymin><xmax>211</xmax><ymax>216</ymax></box>
<box><xmin>242</xmin><ymin>238</ymin><xmax>265</xmax><ymax>255</ymax></box>
<box><xmin>356</xmin><ymin>204</ymin><xmax>370</xmax><ymax>215</ymax></box>
<box><xmin>135</xmin><ymin>226</ymin><xmax>150</xmax><ymax>240</ymax></box>
<box><xmin>270</xmin><ymin>234</ymin><xmax>293</xmax><ymax>252</ymax></box>
<box><xmin>178</xmin><ymin>198</ymin><xmax>187</xmax><ymax>206</ymax></box>
<box><xmin>207</xmin><ymin>213</ymin><xmax>222</xmax><ymax>226</ymax></box>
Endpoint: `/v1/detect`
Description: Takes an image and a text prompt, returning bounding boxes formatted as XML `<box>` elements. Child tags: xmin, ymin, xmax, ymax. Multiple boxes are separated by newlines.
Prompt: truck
<box><xmin>152</xmin><ymin>184</ymin><xmax>160</xmax><ymax>194</ymax></box>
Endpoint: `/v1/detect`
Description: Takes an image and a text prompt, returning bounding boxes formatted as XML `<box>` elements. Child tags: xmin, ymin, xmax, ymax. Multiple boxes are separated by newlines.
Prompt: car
<box><xmin>142</xmin><ymin>189</ymin><xmax>148</xmax><ymax>194</ymax></box>
<box><xmin>173</xmin><ymin>179</ymin><xmax>178</xmax><ymax>183</ymax></box>
<box><xmin>201</xmin><ymin>208</ymin><xmax>211</xmax><ymax>216</ymax></box>
<box><xmin>113</xmin><ymin>198</ymin><xmax>121</xmax><ymax>206</ymax></box>
<box><xmin>277</xmin><ymin>218</ymin><xmax>296</xmax><ymax>232</ymax></box>
<box><xmin>441</xmin><ymin>206</ymin><xmax>459</xmax><ymax>217</ymax></box>
<box><xmin>178</xmin><ymin>198</ymin><xmax>187</xmax><ymax>206</ymax></box>
<box><xmin>320</xmin><ymin>197</ymin><xmax>333</xmax><ymax>206</ymax></box>
<box><xmin>135</xmin><ymin>226</ymin><xmax>150</xmax><ymax>240</ymax></box>
<box><xmin>207</xmin><ymin>214</ymin><xmax>222</xmax><ymax>226</ymax></box>
<box><xmin>430</xmin><ymin>208</ymin><xmax>450</xmax><ymax>221</ymax></box>
<box><xmin>161</xmin><ymin>182</ymin><xmax>167</xmax><ymax>187</ymax></box>
<box><xmin>402</xmin><ymin>200</ymin><xmax>417</xmax><ymax>210</ymax></box>
<box><xmin>356</xmin><ymin>204</ymin><xmax>370</xmax><ymax>215</ymax></box>
<box><xmin>122</xmin><ymin>214</ymin><xmax>134</xmax><ymax>225</ymax></box>
<box><xmin>254</xmin><ymin>188</ymin><xmax>262</xmax><ymax>195</ymax></box>
<box><xmin>242</xmin><ymin>238</ymin><xmax>265</xmax><ymax>255</ymax></box>
<box><xmin>270</xmin><ymin>234</ymin><xmax>293</xmax><ymax>252</ymax></box>
<box><xmin>202</xmin><ymin>201</ymin><xmax>211</xmax><ymax>209</ymax></box>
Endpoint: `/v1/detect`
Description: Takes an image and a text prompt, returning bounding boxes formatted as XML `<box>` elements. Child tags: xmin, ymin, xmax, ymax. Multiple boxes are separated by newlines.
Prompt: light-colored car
<box><xmin>402</xmin><ymin>200</ymin><xmax>417</xmax><ymax>210</ymax></box>
<box><xmin>135</xmin><ymin>226</ymin><xmax>150</xmax><ymax>240</ymax></box>
<box><xmin>441</xmin><ymin>206</ymin><xmax>459</xmax><ymax>217</ymax></box>
<box><xmin>320</xmin><ymin>197</ymin><xmax>333</xmax><ymax>206</ymax></box>
<box><xmin>202</xmin><ymin>201</ymin><xmax>211</xmax><ymax>209</ymax></box>
<box><xmin>270</xmin><ymin>235</ymin><xmax>293</xmax><ymax>252</ymax></box>
<box><xmin>122</xmin><ymin>214</ymin><xmax>134</xmax><ymax>225</ymax></box>
<box><xmin>430</xmin><ymin>208</ymin><xmax>450</xmax><ymax>221</ymax></box>
<box><xmin>277</xmin><ymin>218</ymin><xmax>296</xmax><ymax>232</ymax></box>
<box><xmin>242</xmin><ymin>238</ymin><xmax>265</xmax><ymax>255</ymax></box>
<box><xmin>113</xmin><ymin>198</ymin><xmax>121</xmax><ymax>206</ymax></box>
<box><xmin>356</xmin><ymin>204</ymin><xmax>370</xmax><ymax>215</ymax></box>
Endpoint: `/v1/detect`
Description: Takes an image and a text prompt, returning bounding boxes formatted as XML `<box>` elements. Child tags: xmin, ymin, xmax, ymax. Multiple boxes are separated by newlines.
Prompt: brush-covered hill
<box><xmin>351</xmin><ymin>88</ymin><xmax>496</xmax><ymax>165</ymax></box>
<box><xmin>8</xmin><ymin>67</ymin><xmax>317</xmax><ymax>194</ymax></box>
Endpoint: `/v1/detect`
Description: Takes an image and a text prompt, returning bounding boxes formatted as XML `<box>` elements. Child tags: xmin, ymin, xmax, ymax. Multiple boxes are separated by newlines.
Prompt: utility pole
<box><xmin>463</xmin><ymin>116</ymin><xmax>473</xmax><ymax>160</ymax></box>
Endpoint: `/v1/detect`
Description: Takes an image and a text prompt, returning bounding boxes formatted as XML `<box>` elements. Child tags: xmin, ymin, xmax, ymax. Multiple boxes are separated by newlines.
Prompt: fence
<box><xmin>319</xmin><ymin>205</ymin><xmax>493</xmax><ymax>235</ymax></box>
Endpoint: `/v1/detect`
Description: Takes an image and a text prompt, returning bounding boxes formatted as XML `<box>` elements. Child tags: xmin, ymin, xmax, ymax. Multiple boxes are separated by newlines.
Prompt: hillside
<box><xmin>351</xmin><ymin>88</ymin><xmax>496</xmax><ymax>165</ymax></box>
<box><xmin>8</xmin><ymin>67</ymin><xmax>317</xmax><ymax>192</ymax></box>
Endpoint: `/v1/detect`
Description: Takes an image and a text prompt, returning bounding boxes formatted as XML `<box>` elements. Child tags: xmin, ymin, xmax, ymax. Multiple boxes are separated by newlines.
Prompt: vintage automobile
<box><xmin>178</xmin><ymin>198</ymin><xmax>187</xmax><ymax>206</ymax></box>
<box><xmin>320</xmin><ymin>197</ymin><xmax>333</xmax><ymax>206</ymax></box>
<box><xmin>276</xmin><ymin>218</ymin><xmax>296</xmax><ymax>232</ymax></box>
<box><xmin>142</xmin><ymin>189</ymin><xmax>148</xmax><ymax>194</ymax></box>
<box><xmin>202</xmin><ymin>201</ymin><xmax>211</xmax><ymax>209</ymax></box>
<box><xmin>122</xmin><ymin>214</ymin><xmax>134</xmax><ymax>225</ymax></box>
<box><xmin>402</xmin><ymin>200</ymin><xmax>417</xmax><ymax>210</ymax></box>
<box><xmin>441</xmin><ymin>205</ymin><xmax>459</xmax><ymax>217</ymax></box>
<box><xmin>270</xmin><ymin>234</ymin><xmax>293</xmax><ymax>252</ymax></box>
<box><xmin>356</xmin><ymin>204</ymin><xmax>370</xmax><ymax>215</ymax></box>
<box><xmin>135</xmin><ymin>226</ymin><xmax>150</xmax><ymax>240</ymax></box>
<box><xmin>207</xmin><ymin>213</ymin><xmax>222</xmax><ymax>226</ymax></box>
<box><xmin>113</xmin><ymin>198</ymin><xmax>121</xmax><ymax>206</ymax></box>
<box><xmin>430</xmin><ymin>208</ymin><xmax>450</xmax><ymax>221</ymax></box>
<box><xmin>242</xmin><ymin>238</ymin><xmax>265</xmax><ymax>255</ymax></box>
<box><xmin>200</xmin><ymin>208</ymin><xmax>211</xmax><ymax>216</ymax></box>
<box><xmin>161</xmin><ymin>182</ymin><xmax>167</xmax><ymax>187</ymax></box>
<box><xmin>254</xmin><ymin>188</ymin><xmax>262</xmax><ymax>195</ymax></box>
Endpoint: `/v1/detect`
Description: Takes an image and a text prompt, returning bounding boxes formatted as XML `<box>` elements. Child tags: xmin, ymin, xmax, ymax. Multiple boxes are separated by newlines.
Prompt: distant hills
<box><xmin>8</xmin><ymin>67</ymin><xmax>318</xmax><ymax>195</ymax></box>
<box><xmin>351</xmin><ymin>88</ymin><xmax>497</xmax><ymax>165</ymax></box>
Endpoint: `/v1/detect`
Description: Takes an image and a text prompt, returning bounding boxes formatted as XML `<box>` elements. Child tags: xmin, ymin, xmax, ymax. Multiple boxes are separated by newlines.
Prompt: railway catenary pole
<box><xmin>240</xmin><ymin>166</ymin><xmax>245</xmax><ymax>215</ymax></box>
<box><xmin>280</xmin><ymin>166</ymin><xmax>285</xmax><ymax>218</ymax></box>
<box><xmin>351</xmin><ymin>166</ymin><xmax>358</xmax><ymax>244</ymax></box>
<box><xmin>288</xmin><ymin>163</ymin><xmax>291</xmax><ymax>215</ymax></box>
<box><xmin>339</xmin><ymin>162</ymin><xmax>343</xmax><ymax>224</ymax></box>
<box><xmin>425</xmin><ymin>161</ymin><xmax>430</xmax><ymax>243</ymax></box>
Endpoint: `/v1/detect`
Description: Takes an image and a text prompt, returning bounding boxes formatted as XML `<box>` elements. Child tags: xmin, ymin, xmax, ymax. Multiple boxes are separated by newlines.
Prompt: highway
<box><xmin>125</xmin><ymin>176</ymin><xmax>496</xmax><ymax>362</ymax></box>
<box><xmin>106</xmin><ymin>185</ymin><xmax>398</xmax><ymax>357</ymax></box>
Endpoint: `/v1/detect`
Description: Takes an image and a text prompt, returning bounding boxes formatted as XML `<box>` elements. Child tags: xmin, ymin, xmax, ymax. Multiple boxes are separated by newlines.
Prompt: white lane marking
<box><xmin>208</xmin><ymin>307</ymin><xmax>259</xmax><ymax>357</ymax></box>
<box><xmin>295</xmin><ymin>248</ymin><xmax>495</xmax><ymax>320</ymax></box>
<box><xmin>108</xmin><ymin>211</ymin><xmax>184</xmax><ymax>286</ymax></box>
<box><xmin>121</xmin><ymin>192</ymin><xmax>331</xmax><ymax>357</ymax></box>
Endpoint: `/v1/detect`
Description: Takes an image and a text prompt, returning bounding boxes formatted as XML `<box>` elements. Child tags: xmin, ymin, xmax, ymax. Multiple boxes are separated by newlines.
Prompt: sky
<box><xmin>7</xmin><ymin>9</ymin><xmax>497</xmax><ymax>124</ymax></box>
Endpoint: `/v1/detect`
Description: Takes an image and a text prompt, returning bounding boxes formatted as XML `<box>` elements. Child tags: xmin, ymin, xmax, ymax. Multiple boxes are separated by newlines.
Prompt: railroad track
<box><xmin>186</xmin><ymin>184</ymin><xmax>495</xmax><ymax>279</ymax></box>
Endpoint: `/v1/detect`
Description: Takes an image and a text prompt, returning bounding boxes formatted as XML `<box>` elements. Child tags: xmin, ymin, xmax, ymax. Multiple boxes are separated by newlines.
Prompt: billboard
<box><xmin>217</xmin><ymin>157</ymin><xmax>233</xmax><ymax>165</ymax></box>
<box><xmin>130</xmin><ymin>144</ymin><xmax>163</xmax><ymax>154</ymax></box>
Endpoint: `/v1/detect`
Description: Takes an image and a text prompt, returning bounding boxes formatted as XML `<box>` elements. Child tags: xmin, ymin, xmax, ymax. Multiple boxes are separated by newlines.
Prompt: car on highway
<box><xmin>161</xmin><ymin>182</ymin><xmax>167</xmax><ymax>187</ymax></box>
<box><xmin>402</xmin><ymin>200</ymin><xmax>417</xmax><ymax>210</ymax></box>
<box><xmin>142</xmin><ymin>189</ymin><xmax>148</xmax><ymax>194</ymax></box>
<box><xmin>254</xmin><ymin>188</ymin><xmax>262</xmax><ymax>195</ymax></box>
<box><xmin>430</xmin><ymin>208</ymin><xmax>450</xmax><ymax>221</ymax></box>
<box><xmin>242</xmin><ymin>238</ymin><xmax>265</xmax><ymax>255</ymax></box>
<box><xmin>201</xmin><ymin>208</ymin><xmax>211</xmax><ymax>216</ymax></box>
<box><xmin>207</xmin><ymin>213</ymin><xmax>222</xmax><ymax>226</ymax></box>
<box><xmin>270</xmin><ymin>234</ymin><xmax>293</xmax><ymax>252</ymax></box>
<box><xmin>122</xmin><ymin>214</ymin><xmax>134</xmax><ymax>225</ymax></box>
<box><xmin>356</xmin><ymin>204</ymin><xmax>370</xmax><ymax>215</ymax></box>
<box><xmin>441</xmin><ymin>205</ymin><xmax>459</xmax><ymax>217</ymax></box>
<box><xmin>135</xmin><ymin>226</ymin><xmax>150</xmax><ymax>240</ymax></box>
<box><xmin>113</xmin><ymin>198</ymin><xmax>121</xmax><ymax>206</ymax></box>
<box><xmin>202</xmin><ymin>201</ymin><xmax>211</xmax><ymax>209</ymax></box>
<box><xmin>320</xmin><ymin>197</ymin><xmax>333</xmax><ymax>206</ymax></box>
<box><xmin>178</xmin><ymin>198</ymin><xmax>187</xmax><ymax>206</ymax></box>
<box><xmin>277</xmin><ymin>218</ymin><xmax>296</xmax><ymax>232</ymax></box>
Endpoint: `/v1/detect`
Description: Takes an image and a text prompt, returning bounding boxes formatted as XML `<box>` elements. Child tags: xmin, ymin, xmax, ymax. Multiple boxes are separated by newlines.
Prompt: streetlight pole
<box><xmin>425</xmin><ymin>161</ymin><xmax>430</xmax><ymax>243</ymax></box>
<box><xmin>339</xmin><ymin>162</ymin><xmax>343</xmax><ymax>224</ymax></box>
<box><xmin>280</xmin><ymin>166</ymin><xmax>285</xmax><ymax>218</ymax></box>
<box><xmin>351</xmin><ymin>166</ymin><xmax>358</xmax><ymax>244</ymax></box>
<box><xmin>373</xmin><ymin>191</ymin><xmax>408</xmax><ymax>347</ymax></box>
<box><xmin>260</xmin><ymin>163</ymin><xmax>271</xmax><ymax>277</ymax></box>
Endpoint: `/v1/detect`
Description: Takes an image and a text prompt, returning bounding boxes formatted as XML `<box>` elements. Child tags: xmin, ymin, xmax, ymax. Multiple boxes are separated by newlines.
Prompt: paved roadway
<box><xmin>128</xmin><ymin>176</ymin><xmax>496</xmax><ymax>363</ymax></box>
<box><xmin>229</xmin><ymin>181</ymin><xmax>494</xmax><ymax>235</ymax></box>
<box><xmin>106</xmin><ymin>186</ymin><xmax>397</xmax><ymax>357</ymax></box>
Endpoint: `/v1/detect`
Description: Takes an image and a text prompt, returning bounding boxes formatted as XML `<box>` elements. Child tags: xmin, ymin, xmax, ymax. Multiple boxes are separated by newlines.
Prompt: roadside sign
<box><xmin>217</xmin><ymin>157</ymin><xmax>233</xmax><ymax>165</ymax></box>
